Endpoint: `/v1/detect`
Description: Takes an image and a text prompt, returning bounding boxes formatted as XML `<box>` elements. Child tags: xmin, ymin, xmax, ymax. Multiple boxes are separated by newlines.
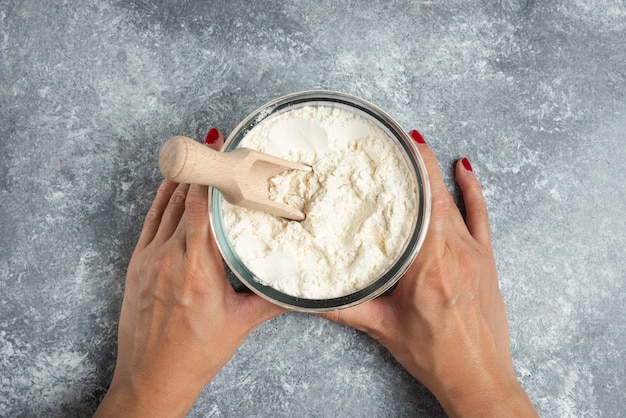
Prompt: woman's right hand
<box><xmin>321</xmin><ymin>131</ymin><xmax>537</xmax><ymax>417</ymax></box>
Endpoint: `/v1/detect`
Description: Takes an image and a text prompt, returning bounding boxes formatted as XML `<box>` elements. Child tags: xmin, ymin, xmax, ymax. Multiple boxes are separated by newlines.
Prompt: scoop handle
<box><xmin>158</xmin><ymin>136</ymin><xmax>237</xmax><ymax>192</ymax></box>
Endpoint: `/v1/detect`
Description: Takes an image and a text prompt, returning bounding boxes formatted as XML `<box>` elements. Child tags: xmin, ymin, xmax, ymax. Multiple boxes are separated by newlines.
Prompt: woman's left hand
<box><xmin>96</xmin><ymin>129</ymin><xmax>285</xmax><ymax>417</ymax></box>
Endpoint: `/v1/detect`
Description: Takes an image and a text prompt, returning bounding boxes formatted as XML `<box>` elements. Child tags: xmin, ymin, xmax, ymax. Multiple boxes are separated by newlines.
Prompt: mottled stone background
<box><xmin>1</xmin><ymin>1</ymin><xmax>624</xmax><ymax>416</ymax></box>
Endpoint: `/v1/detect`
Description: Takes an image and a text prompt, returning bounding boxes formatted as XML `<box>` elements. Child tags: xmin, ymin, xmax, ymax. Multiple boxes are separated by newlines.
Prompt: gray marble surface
<box><xmin>1</xmin><ymin>1</ymin><xmax>624</xmax><ymax>416</ymax></box>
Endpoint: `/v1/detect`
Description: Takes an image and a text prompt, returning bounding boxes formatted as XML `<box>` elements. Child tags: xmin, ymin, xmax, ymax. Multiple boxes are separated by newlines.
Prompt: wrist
<box><xmin>435</xmin><ymin>375</ymin><xmax>537</xmax><ymax>418</ymax></box>
<box><xmin>95</xmin><ymin>374</ymin><xmax>202</xmax><ymax>418</ymax></box>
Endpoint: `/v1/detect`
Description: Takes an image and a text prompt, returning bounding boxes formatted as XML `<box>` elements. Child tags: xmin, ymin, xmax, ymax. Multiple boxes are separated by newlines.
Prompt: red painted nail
<box><xmin>409</xmin><ymin>129</ymin><xmax>426</xmax><ymax>144</ymax></box>
<box><xmin>462</xmin><ymin>157</ymin><xmax>473</xmax><ymax>172</ymax></box>
<box><xmin>205</xmin><ymin>128</ymin><xmax>219</xmax><ymax>145</ymax></box>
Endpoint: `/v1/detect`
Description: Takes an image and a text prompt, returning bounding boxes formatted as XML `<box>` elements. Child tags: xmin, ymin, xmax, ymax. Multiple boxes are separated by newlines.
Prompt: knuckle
<box><xmin>367</xmin><ymin>317</ymin><xmax>388</xmax><ymax>342</ymax></box>
<box><xmin>144</xmin><ymin>207</ymin><xmax>161</xmax><ymax>223</ymax></box>
<box><xmin>423</xmin><ymin>257</ymin><xmax>447</xmax><ymax>287</ymax></box>
<box><xmin>169</xmin><ymin>189</ymin><xmax>188</xmax><ymax>205</ymax></box>
<box><xmin>473</xmin><ymin>204</ymin><xmax>490</xmax><ymax>222</ymax></box>
<box><xmin>185</xmin><ymin>196</ymin><xmax>208</xmax><ymax>216</ymax></box>
<box><xmin>183</xmin><ymin>266</ymin><xmax>205</xmax><ymax>287</ymax></box>
<box><xmin>323</xmin><ymin>311</ymin><xmax>342</xmax><ymax>323</ymax></box>
<box><xmin>183</xmin><ymin>254</ymin><xmax>216</xmax><ymax>291</ymax></box>
<box><xmin>421</xmin><ymin>254</ymin><xmax>457</xmax><ymax>301</ymax></box>
<box><xmin>157</xmin><ymin>181</ymin><xmax>175</xmax><ymax>198</ymax></box>
<box><xmin>150</xmin><ymin>251</ymin><xmax>175</xmax><ymax>277</ymax></box>
<box><xmin>464</xmin><ymin>181</ymin><xmax>486</xmax><ymax>205</ymax></box>
<box><xmin>431</xmin><ymin>192</ymin><xmax>451</xmax><ymax>223</ymax></box>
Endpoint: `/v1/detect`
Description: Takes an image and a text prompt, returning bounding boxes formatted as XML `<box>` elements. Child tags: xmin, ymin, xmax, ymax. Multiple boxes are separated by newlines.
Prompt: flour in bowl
<box><xmin>222</xmin><ymin>105</ymin><xmax>416</xmax><ymax>299</ymax></box>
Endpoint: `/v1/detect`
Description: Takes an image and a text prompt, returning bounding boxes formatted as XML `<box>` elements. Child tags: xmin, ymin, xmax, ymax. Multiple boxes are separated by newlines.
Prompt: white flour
<box><xmin>222</xmin><ymin>105</ymin><xmax>415</xmax><ymax>299</ymax></box>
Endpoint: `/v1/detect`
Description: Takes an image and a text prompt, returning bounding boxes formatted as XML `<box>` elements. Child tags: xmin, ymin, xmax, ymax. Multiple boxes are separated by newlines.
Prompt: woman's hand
<box><xmin>96</xmin><ymin>129</ymin><xmax>285</xmax><ymax>417</ymax></box>
<box><xmin>321</xmin><ymin>131</ymin><xmax>537</xmax><ymax>417</ymax></box>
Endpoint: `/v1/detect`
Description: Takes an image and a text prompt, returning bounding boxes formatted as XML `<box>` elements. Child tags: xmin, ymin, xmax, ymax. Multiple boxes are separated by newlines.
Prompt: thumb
<box><xmin>318</xmin><ymin>298</ymin><xmax>393</xmax><ymax>342</ymax></box>
<box><xmin>232</xmin><ymin>291</ymin><xmax>286</xmax><ymax>330</ymax></box>
<box><xmin>202</xmin><ymin>125</ymin><xmax>231</xmax><ymax>280</ymax></box>
<box><xmin>455</xmin><ymin>157</ymin><xmax>492</xmax><ymax>250</ymax></box>
<box><xmin>204</xmin><ymin>127</ymin><xmax>284</xmax><ymax>327</ymax></box>
<box><xmin>204</xmin><ymin>127</ymin><xmax>225</xmax><ymax>150</ymax></box>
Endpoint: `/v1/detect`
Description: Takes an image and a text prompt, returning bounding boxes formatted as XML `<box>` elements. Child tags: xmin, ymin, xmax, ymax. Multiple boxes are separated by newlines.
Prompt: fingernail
<box><xmin>462</xmin><ymin>157</ymin><xmax>473</xmax><ymax>172</ymax></box>
<box><xmin>409</xmin><ymin>129</ymin><xmax>426</xmax><ymax>144</ymax></box>
<box><xmin>205</xmin><ymin>128</ymin><xmax>219</xmax><ymax>145</ymax></box>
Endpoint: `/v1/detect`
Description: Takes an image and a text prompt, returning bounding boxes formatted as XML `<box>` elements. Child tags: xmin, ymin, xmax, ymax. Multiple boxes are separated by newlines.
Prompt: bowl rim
<box><xmin>209</xmin><ymin>90</ymin><xmax>431</xmax><ymax>312</ymax></box>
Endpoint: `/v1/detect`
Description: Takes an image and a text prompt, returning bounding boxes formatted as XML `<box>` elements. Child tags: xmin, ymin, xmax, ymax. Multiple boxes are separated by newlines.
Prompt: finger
<box><xmin>183</xmin><ymin>183</ymin><xmax>210</xmax><ymax>258</ymax></box>
<box><xmin>188</xmin><ymin>128</ymin><xmax>224</xmax><ymax>265</ymax></box>
<box><xmin>232</xmin><ymin>292</ymin><xmax>286</xmax><ymax>331</ymax></box>
<box><xmin>409</xmin><ymin>130</ymin><xmax>448</xmax><ymax>201</ymax></box>
<box><xmin>151</xmin><ymin>182</ymin><xmax>190</xmax><ymax>244</ymax></box>
<box><xmin>135</xmin><ymin>180</ymin><xmax>179</xmax><ymax>251</ymax></box>
<box><xmin>172</xmin><ymin>128</ymin><xmax>224</xmax><ymax>249</ymax></box>
<box><xmin>318</xmin><ymin>298</ymin><xmax>394</xmax><ymax>342</ymax></box>
<box><xmin>455</xmin><ymin>157</ymin><xmax>492</xmax><ymax>249</ymax></box>
<box><xmin>204</xmin><ymin>127</ymin><xmax>225</xmax><ymax>150</ymax></box>
<box><xmin>409</xmin><ymin>130</ymin><xmax>471</xmax><ymax>244</ymax></box>
<box><xmin>408</xmin><ymin>130</ymin><xmax>454</xmax><ymax>253</ymax></box>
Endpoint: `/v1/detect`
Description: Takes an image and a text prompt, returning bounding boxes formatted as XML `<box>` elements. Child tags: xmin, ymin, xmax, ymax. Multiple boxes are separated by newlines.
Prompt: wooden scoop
<box><xmin>158</xmin><ymin>136</ymin><xmax>311</xmax><ymax>221</ymax></box>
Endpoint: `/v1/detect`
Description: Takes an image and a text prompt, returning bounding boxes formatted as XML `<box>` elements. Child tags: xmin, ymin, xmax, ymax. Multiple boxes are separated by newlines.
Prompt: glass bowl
<box><xmin>209</xmin><ymin>90</ymin><xmax>431</xmax><ymax>312</ymax></box>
